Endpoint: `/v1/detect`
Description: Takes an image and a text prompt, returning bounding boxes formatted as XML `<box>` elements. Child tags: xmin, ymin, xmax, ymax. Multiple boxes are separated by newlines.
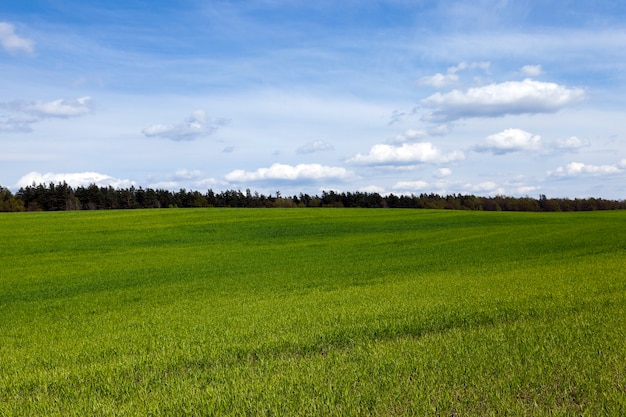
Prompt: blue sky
<box><xmin>2</xmin><ymin>0</ymin><xmax>625</xmax><ymax>198</ymax></box>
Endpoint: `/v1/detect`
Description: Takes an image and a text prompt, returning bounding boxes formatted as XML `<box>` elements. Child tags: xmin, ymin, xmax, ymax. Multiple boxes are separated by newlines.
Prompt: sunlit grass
<box><xmin>1</xmin><ymin>209</ymin><xmax>625</xmax><ymax>415</ymax></box>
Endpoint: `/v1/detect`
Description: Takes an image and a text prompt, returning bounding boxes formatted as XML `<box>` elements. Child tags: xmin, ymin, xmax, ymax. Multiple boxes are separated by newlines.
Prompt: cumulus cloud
<box><xmin>162</xmin><ymin>171</ymin><xmax>226</xmax><ymax>190</ymax></box>
<box><xmin>392</xmin><ymin>180</ymin><xmax>430</xmax><ymax>191</ymax></box>
<box><xmin>420</xmin><ymin>79</ymin><xmax>586</xmax><ymax>122</ymax></box>
<box><xmin>0</xmin><ymin>97</ymin><xmax>93</xmax><ymax>133</ymax></box>
<box><xmin>225</xmin><ymin>163</ymin><xmax>352</xmax><ymax>182</ymax></box>
<box><xmin>347</xmin><ymin>142</ymin><xmax>464</xmax><ymax>165</ymax></box>
<box><xmin>359</xmin><ymin>185</ymin><xmax>386</xmax><ymax>194</ymax></box>
<box><xmin>0</xmin><ymin>22</ymin><xmax>34</xmax><ymax>54</ymax></box>
<box><xmin>418</xmin><ymin>73</ymin><xmax>459</xmax><ymax>89</ymax></box>
<box><xmin>552</xmin><ymin>136</ymin><xmax>589</xmax><ymax>150</ymax></box>
<box><xmin>296</xmin><ymin>140</ymin><xmax>334</xmax><ymax>154</ymax></box>
<box><xmin>464</xmin><ymin>181</ymin><xmax>503</xmax><ymax>194</ymax></box>
<box><xmin>142</xmin><ymin>110</ymin><xmax>227</xmax><ymax>141</ymax></box>
<box><xmin>17</xmin><ymin>97</ymin><xmax>93</xmax><ymax>118</ymax></box>
<box><xmin>16</xmin><ymin>171</ymin><xmax>135</xmax><ymax>189</ymax></box>
<box><xmin>475</xmin><ymin>128</ymin><xmax>542</xmax><ymax>154</ymax></box>
<box><xmin>173</xmin><ymin>169</ymin><xmax>203</xmax><ymax>180</ymax></box>
<box><xmin>434</xmin><ymin>168</ymin><xmax>452</xmax><ymax>178</ymax></box>
<box><xmin>548</xmin><ymin>162</ymin><xmax>622</xmax><ymax>177</ymax></box>
<box><xmin>147</xmin><ymin>170</ymin><xmax>226</xmax><ymax>190</ymax></box>
<box><xmin>392</xmin><ymin>129</ymin><xmax>428</xmax><ymax>143</ymax></box>
<box><xmin>521</xmin><ymin>65</ymin><xmax>543</xmax><ymax>76</ymax></box>
<box><xmin>418</xmin><ymin>61</ymin><xmax>491</xmax><ymax>88</ymax></box>
<box><xmin>516</xmin><ymin>185</ymin><xmax>539</xmax><ymax>195</ymax></box>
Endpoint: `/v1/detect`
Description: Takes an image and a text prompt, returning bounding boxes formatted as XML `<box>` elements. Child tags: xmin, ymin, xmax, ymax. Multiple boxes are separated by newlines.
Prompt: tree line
<box><xmin>1</xmin><ymin>183</ymin><xmax>625</xmax><ymax>212</ymax></box>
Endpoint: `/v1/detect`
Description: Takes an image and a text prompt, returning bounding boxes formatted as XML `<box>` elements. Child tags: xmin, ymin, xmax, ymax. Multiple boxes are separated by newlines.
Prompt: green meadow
<box><xmin>1</xmin><ymin>208</ymin><xmax>625</xmax><ymax>416</ymax></box>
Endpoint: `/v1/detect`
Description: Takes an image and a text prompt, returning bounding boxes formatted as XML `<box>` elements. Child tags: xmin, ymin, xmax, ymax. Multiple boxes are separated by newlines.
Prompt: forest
<box><xmin>1</xmin><ymin>182</ymin><xmax>625</xmax><ymax>212</ymax></box>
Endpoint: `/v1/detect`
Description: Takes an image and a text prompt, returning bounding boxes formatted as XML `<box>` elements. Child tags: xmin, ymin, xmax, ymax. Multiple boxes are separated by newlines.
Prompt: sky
<box><xmin>1</xmin><ymin>0</ymin><xmax>626</xmax><ymax>199</ymax></box>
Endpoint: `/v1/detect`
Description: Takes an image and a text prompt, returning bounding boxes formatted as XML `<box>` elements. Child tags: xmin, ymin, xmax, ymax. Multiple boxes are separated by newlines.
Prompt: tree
<box><xmin>0</xmin><ymin>186</ymin><xmax>25</xmax><ymax>212</ymax></box>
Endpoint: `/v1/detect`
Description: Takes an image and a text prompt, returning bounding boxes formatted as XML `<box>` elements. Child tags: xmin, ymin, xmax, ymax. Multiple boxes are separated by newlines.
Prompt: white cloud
<box><xmin>347</xmin><ymin>142</ymin><xmax>464</xmax><ymax>165</ymax></box>
<box><xmin>142</xmin><ymin>110</ymin><xmax>227</xmax><ymax>141</ymax></box>
<box><xmin>521</xmin><ymin>65</ymin><xmax>543</xmax><ymax>76</ymax></box>
<box><xmin>516</xmin><ymin>185</ymin><xmax>539</xmax><ymax>195</ymax></box>
<box><xmin>359</xmin><ymin>185</ymin><xmax>386</xmax><ymax>194</ymax></box>
<box><xmin>174</xmin><ymin>169</ymin><xmax>203</xmax><ymax>180</ymax></box>
<box><xmin>427</xmin><ymin>124</ymin><xmax>450</xmax><ymax>136</ymax></box>
<box><xmin>393</xmin><ymin>180</ymin><xmax>429</xmax><ymax>191</ymax></box>
<box><xmin>147</xmin><ymin>170</ymin><xmax>226</xmax><ymax>191</ymax></box>
<box><xmin>548</xmin><ymin>162</ymin><xmax>622</xmax><ymax>177</ymax></box>
<box><xmin>475</xmin><ymin>128</ymin><xmax>542</xmax><ymax>154</ymax></box>
<box><xmin>0</xmin><ymin>22</ymin><xmax>34</xmax><ymax>54</ymax></box>
<box><xmin>16</xmin><ymin>171</ymin><xmax>135</xmax><ymax>189</ymax></box>
<box><xmin>553</xmin><ymin>136</ymin><xmax>589</xmax><ymax>150</ymax></box>
<box><xmin>464</xmin><ymin>181</ymin><xmax>503</xmax><ymax>194</ymax></box>
<box><xmin>0</xmin><ymin>97</ymin><xmax>94</xmax><ymax>133</ymax></box>
<box><xmin>225</xmin><ymin>163</ymin><xmax>352</xmax><ymax>182</ymax></box>
<box><xmin>296</xmin><ymin>140</ymin><xmax>334</xmax><ymax>154</ymax></box>
<box><xmin>420</xmin><ymin>79</ymin><xmax>586</xmax><ymax>122</ymax></box>
<box><xmin>194</xmin><ymin>177</ymin><xmax>225</xmax><ymax>188</ymax></box>
<box><xmin>393</xmin><ymin>129</ymin><xmax>428</xmax><ymax>143</ymax></box>
<box><xmin>454</xmin><ymin>61</ymin><xmax>491</xmax><ymax>72</ymax></box>
<box><xmin>418</xmin><ymin>72</ymin><xmax>459</xmax><ymax>89</ymax></box>
<box><xmin>418</xmin><ymin>61</ymin><xmax>490</xmax><ymax>88</ymax></box>
<box><xmin>434</xmin><ymin>168</ymin><xmax>452</xmax><ymax>178</ymax></box>
<box><xmin>20</xmin><ymin>97</ymin><xmax>93</xmax><ymax>118</ymax></box>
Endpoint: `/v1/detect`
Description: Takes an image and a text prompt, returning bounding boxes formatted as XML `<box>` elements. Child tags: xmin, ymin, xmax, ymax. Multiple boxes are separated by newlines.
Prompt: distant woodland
<box><xmin>1</xmin><ymin>183</ymin><xmax>625</xmax><ymax>212</ymax></box>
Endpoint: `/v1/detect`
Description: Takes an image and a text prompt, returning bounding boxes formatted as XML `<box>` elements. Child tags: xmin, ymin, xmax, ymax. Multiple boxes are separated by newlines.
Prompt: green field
<box><xmin>1</xmin><ymin>208</ymin><xmax>625</xmax><ymax>416</ymax></box>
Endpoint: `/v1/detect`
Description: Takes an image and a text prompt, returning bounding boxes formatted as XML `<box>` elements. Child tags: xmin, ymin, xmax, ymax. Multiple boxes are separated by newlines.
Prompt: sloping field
<box><xmin>1</xmin><ymin>208</ymin><xmax>625</xmax><ymax>415</ymax></box>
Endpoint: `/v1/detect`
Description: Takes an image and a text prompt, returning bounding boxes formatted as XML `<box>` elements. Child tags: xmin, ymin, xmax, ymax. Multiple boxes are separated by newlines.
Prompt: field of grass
<box><xmin>1</xmin><ymin>208</ymin><xmax>625</xmax><ymax>416</ymax></box>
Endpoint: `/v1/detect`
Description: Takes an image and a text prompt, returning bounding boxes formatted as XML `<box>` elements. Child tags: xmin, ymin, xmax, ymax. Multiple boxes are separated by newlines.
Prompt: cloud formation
<box><xmin>392</xmin><ymin>180</ymin><xmax>429</xmax><ymax>191</ymax></box>
<box><xmin>16</xmin><ymin>171</ymin><xmax>135</xmax><ymax>189</ymax></box>
<box><xmin>475</xmin><ymin>128</ymin><xmax>542</xmax><ymax>154</ymax></box>
<box><xmin>418</xmin><ymin>73</ymin><xmax>459</xmax><ymax>89</ymax></box>
<box><xmin>434</xmin><ymin>168</ymin><xmax>452</xmax><ymax>178</ymax></box>
<box><xmin>142</xmin><ymin>110</ymin><xmax>227</xmax><ymax>141</ymax></box>
<box><xmin>418</xmin><ymin>61</ymin><xmax>491</xmax><ymax>88</ymax></box>
<box><xmin>2</xmin><ymin>3</ymin><xmax>625</xmax><ymax>200</ymax></box>
<box><xmin>0</xmin><ymin>22</ymin><xmax>34</xmax><ymax>54</ymax></box>
<box><xmin>347</xmin><ymin>142</ymin><xmax>464</xmax><ymax>165</ymax></box>
<box><xmin>18</xmin><ymin>97</ymin><xmax>93</xmax><ymax>118</ymax></box>
<box><xmin>393</xmin><ymin>129</ymin><xmax>428</xmax><ymax>143</ymax></box>
<box><xmin>464</xmin><ymin>181</ymin><xmax>502</xmax><ymax>194</ymax></box>
<box><xmin>296</xmin><ymin>140</ymin><xmax>334</xmax><ymax>154</ymax></box>
<box><xmin>0</xmin><ymin>97</ymin><xmax>93</xmax><ymax>133</ymax></box>
<box><xmin>553</xmin><ymin>136</ymin><xmax>589</xmax><ymax>150</ymax></box>
<box><xmin>0</xmin><ymin>116</ymin><xmax>34</xmax><ymax>133</ymax></box>
<box><xmin>420</xmin><ymin>79</ymin><xmax>586</xmax><ymax>122</ymax></box>
<box><xmin>225</xmin><ymin>163</ymin><xmax>351</xmax><ymax>182</ymax></box>
<box><xmin>387</xmin><ymin>109</ymin><xmax>407</xmax><ymax>126</ymax></box>
<box><xmin>173</xmin><ymin>169</ymin><xmax>203</xmax><ymax>180</ymax></box>
<box><xmin>520</xmin><ymin>65</ymin><xmax>543</xmax><ymax>76</ymax></box>
<box><xmin>548</xmin><ymin>162</ymin><xmax>622</xmax><ymax>177</ymax></box>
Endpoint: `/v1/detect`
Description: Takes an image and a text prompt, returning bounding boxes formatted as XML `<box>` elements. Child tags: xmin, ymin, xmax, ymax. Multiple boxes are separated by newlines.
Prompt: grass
<box><xmin>1</xmin><ymin>208</ymin><xmax>625</xmax><ymax>415</ymax></box>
